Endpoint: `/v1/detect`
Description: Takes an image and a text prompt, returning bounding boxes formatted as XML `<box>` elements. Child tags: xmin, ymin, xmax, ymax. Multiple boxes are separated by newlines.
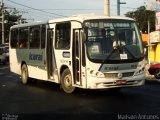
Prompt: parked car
<box><xmin>0</xmin><ymin>46</ymin><xmax>7</xmax><ymax>64</ymax></box>
<box><xmin>5</xmin><ymin>46</ymin><xmax>9</xmax><ymax>62</ymax></box>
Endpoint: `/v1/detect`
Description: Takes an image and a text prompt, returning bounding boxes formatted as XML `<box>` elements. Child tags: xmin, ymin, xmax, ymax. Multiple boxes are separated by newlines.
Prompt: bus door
<box><xmin>73</xmin><ymin>29</ymin><xmax>82</xmax><ymax>85</ymax></box>
<box><xmin>47</xmin><ymin>28</ymin><xmax>56</xmax><ymax>79</ymax></box>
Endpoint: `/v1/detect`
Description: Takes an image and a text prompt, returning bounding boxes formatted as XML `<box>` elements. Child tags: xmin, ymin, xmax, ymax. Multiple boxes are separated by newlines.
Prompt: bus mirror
<box><xmin>83</xmin><ymin>33</ymin><xmax>87</xmax><ymax>42</ymax></box>
<box><xmin>83</xmin><ymin>28</ymin><xmax>88</xmax><ymax>42</ymax></box>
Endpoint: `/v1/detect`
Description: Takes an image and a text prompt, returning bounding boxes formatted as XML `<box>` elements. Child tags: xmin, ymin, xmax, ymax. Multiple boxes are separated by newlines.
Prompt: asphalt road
<box><xmin>0</xmin><ymin>64</ymin><xmax>160</xmax><ymax>120</ymax></box>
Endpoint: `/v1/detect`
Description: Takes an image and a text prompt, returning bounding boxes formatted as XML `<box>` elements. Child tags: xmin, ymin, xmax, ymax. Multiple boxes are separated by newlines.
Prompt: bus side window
<box><xmin>55</xmin><ymin>22</ymin><xmax>71</xmax><ymax>49</ymax></box>
<box><xmin>41</xmin><ymin>25</ymin><xmax>46</xmax><ymax>49</ymax></box>
<box><xmin>11</xmin><ymin>29</ymin><xmax>19</xmax><ymax>48</ymax></box>
<box><xmin>19</xmin><ymin>28</ymin><xmax>28</xmax><ymax>48</ymax></box>
<box><xmin>29</xmin><ymin>26</ymin><xmax>40</xmax><ymax>49</ymax></box>
<box><xmin>64</xmin><ymin>29</ymin><xmax>70</xmax><ymax>49</ymax></box>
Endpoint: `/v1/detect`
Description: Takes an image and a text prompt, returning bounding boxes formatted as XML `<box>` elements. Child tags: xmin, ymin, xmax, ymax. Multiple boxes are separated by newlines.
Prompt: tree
<box><xmin>125</xmin><ymin>6</ymin><xmax>155</xmax><ymax>33</ymax></box>
<box><xmin>0</xmin><ymin>8</ymin><xmax>27</xmax><ymax>43</ymax></box>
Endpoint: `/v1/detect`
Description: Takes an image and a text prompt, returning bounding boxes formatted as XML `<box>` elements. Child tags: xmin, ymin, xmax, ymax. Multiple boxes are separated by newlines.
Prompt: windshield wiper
<box><xmin>102</xmin><ymin>45</ymin><xmax>136</xmax><ymax>63</ymax></box>
<box><xmin>102</xmin><ymin>48</ymin><xmax>117</xmax><ymax>63</ymax></box>
<box><xmin>122</xmin><ymin>45</ymin><xmax>136</xmax><ymax>59</ymax></box>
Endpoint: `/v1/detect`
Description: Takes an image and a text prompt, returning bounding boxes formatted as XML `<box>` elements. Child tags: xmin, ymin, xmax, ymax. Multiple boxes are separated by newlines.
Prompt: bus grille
<box><xmin>104</xmin><ymin>72</ymin><xmax>134</xmax><ymax>78</ymax></box>
<box><xmin>122</xmin><ymin>72</ymin><xmax>134</xmax><ymax>77</ymax></box>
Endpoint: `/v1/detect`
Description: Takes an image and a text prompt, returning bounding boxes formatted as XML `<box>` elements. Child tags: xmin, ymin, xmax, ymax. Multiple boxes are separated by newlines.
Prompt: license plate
<box><xmin>115</xmin><ymin>80</ymin><xmax>127</xmax><ymax>85</ymax></box>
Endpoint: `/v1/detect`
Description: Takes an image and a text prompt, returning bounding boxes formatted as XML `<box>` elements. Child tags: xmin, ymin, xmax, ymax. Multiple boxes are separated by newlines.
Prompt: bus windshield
<box><xmin>84</xmin><ymin>19</ymin><xmax>144</xmax><ymax>63</ymax></box>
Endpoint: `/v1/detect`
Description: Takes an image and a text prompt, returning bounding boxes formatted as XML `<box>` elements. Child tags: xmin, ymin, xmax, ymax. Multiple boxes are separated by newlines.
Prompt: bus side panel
<box><xmin>23</xmin><ymin>49</ymin><xmax>48</xmax><ymax>80</ymax></box>
<box><xmin>25</xmin><ymin>49</ymin><xmax>48</xmax><ymax>80</ymax></box>
<box><xmin>27</xmin><ymin>65</ymin><xmax>48</xmax><ymax>80</ymax></box>
<box><xmin>9</xmin><ymin>49</ymin><xmax>21</xmax><ymax>75</ymax></box>
<box><xmin>10</xmin><ymin>48</ymin><xmax>48</xmax><ymax>80</ymax></box>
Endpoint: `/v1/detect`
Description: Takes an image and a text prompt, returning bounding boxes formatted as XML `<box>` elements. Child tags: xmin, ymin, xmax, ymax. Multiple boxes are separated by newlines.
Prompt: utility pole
<box><xmin>104</xmin><ymin>0</ymin><xmax>110</xmax><ymax>16</ymax></box>
<box><xmin>117</xmin><ymin>0</ymin><xmax>126</xmax><ymax>16</ymax></box>
<box><xmin>1</xmin><ymin>0</ymin><xmax>4</xmax><ymax>44</ymax></box>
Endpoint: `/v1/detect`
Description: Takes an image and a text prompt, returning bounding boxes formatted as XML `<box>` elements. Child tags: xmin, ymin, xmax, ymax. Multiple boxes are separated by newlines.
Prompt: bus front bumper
<box><xmin>87</xmin><ymin>74</ymin><xmax>146</xmax><ymax>89</ymax></box>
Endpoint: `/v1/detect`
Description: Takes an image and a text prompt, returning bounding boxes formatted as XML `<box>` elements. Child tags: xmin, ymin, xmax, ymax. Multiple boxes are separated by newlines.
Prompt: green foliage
<box><xmin>125</xmin><ymin>6</ymin><xmax>155</xmax><ymax>33</ymax></box>
<box><xmin>0</xmin><ymin>8</ymin><xmax>26</xmax><ymax>43</ymax></box>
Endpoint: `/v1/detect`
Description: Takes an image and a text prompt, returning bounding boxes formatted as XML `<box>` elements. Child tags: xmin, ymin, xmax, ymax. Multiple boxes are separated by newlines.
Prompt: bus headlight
<box><xmin>88</xmin><ymin>68</ymin><xmax>105</xmax><ymax>77</ymax></box>
<box><xmin>134</xmin><ymin>67</ymin><xmax>145</xmax><ymax>76</ymax></box>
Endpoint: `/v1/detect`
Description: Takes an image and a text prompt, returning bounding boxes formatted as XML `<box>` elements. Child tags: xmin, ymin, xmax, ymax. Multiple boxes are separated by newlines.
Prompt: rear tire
<box><xmin>21</xmin><ymin>64</ymin><xmax>29</xmax><ymax>84</ymax></box>
<box><xmin>61</xmin><ymin>69</ymin><xmax>75</xmax><ymax>93</ymax></box>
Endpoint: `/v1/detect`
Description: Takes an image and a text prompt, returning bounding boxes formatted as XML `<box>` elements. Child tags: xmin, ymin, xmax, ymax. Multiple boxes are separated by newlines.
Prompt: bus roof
<box><xmin>49</xmin><ymin>14</ymin><xmax>135</xmax><ymax>23</ymax></box>
<box><xmin>10</xmin><ymin>14</ymin><xmax>135</xmax><ymax>29</ymax></box>
<box><xmin>10</xmin><ymin>21</ymin><xmax>48</xmax><ymax>29</ymax></box>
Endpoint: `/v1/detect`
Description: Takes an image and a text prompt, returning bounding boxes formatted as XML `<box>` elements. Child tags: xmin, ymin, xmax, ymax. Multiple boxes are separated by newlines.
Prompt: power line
<box><xmin>4</xmin><ymin>0</ymin><xmax>140</xmax><ymax>21</ymax></box>
<box><xmin>14</xmin><ymin>6</ymin><xmax>137</xmax><ymax>11</ymax></box>
<box><xmin>26</xmin><ymin>9</ymin><xmax>56</xmax><ymax>19</ymax></box>
<box><xmin>31</xmin><ymin>8</ymin><xmax>103</xmax><ymax>11</ymax></box>
<box><xmin>5</xmin><ymin>0</ymin><xmax>67</xmax><ymax>17</ymax></box>
<box><xmin>5</xmin><ymin>3</ymin><xmax>55</xmax><ymax>20</ymax></box>
<box><xmin>6</xmin><ymin>0</ymin><xmax>137</xmax><ymax>12</ymax></box>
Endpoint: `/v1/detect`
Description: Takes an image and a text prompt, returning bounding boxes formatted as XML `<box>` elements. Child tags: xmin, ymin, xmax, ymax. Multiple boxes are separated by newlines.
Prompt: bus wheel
<box><xmin>61</xmin><ymin>69</ymin><xmax>75</xmax><ymax>93</ymax></box>
<box><xmin>155</xmin><ymin>69</ymin><xmax>160</xmax><ymax>79</ymax></box>
<box><xmin>21</xmin><ymin>64</ymin><xmax>29</xmax><ymax>84</ymax></box>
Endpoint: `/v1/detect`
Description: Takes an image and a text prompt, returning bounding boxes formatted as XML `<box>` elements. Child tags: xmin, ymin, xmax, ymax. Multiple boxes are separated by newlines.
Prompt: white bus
<box><xmin>9</xmin><ymin>15</ymin><xmax>146</xmax><ymax>93</ymax></box>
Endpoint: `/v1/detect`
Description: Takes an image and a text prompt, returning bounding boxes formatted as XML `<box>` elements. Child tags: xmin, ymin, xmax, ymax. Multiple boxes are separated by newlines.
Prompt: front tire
<box><xmin>21</xmin><ymin>64</ymin><xmax>29</xmax><ymax>84</ymax></box>
<box><xmin>61</xmin><ymin>69</ymin><xmax>75</xmax><ymax>93</ymax></box>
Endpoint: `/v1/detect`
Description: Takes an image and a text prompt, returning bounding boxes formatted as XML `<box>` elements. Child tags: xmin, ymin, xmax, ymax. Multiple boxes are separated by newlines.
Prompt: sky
<box><xmin>4</xmin><ymin>0</ymin><xmax>146</xmax><ymax>22</ymax></box>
